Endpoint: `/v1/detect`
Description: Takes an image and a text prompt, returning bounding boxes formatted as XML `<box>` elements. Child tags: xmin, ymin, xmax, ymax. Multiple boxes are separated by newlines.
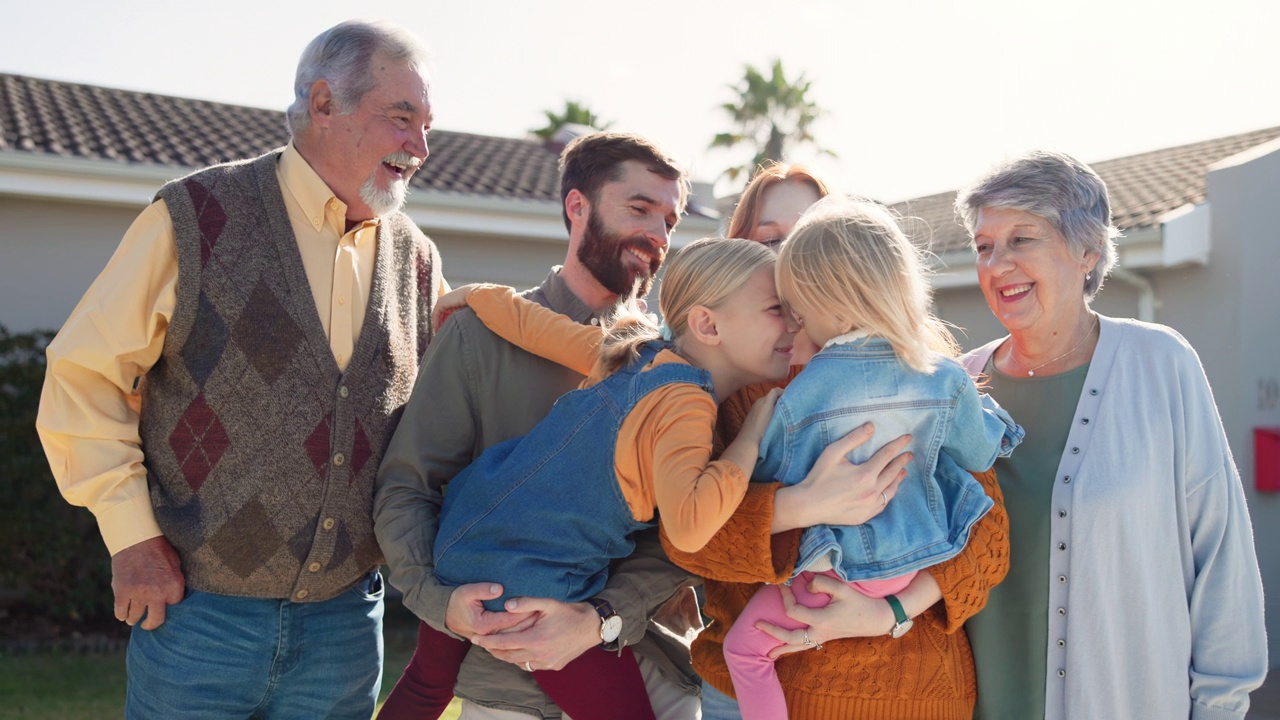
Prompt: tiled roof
<box><xmin>894</xmin><ymin>125</ymin><xmax>1280</xmax><ymax>254</ymax></box>
<box><xmin>0</xmin><ymin>72</ymin><xmax>562</xmax><ymax>202</ymax></box>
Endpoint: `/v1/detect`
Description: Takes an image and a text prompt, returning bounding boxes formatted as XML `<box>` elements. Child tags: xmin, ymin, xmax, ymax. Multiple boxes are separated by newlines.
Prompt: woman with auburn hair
<box><xmin>726</xmin><ymin>161</ymin><xmax>829</xmax><ymax>364</ymax></box>
<box><xmin>665</xmin><ymin>164</ymin><xmax>1012</xmax><ymax>719</ymax></box>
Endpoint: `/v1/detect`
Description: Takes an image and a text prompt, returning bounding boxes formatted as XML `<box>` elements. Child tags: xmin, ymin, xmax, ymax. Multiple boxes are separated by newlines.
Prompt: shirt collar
<box><xmin>279</xmin><ymin>142</ymin><xmax>380</xmax><ymax>233</ymax></box>
<box><xmin>822</xmin><ymin>328</ymin><xmax>873</xmax><ymax>349</ymax></box>
<box><xmin>538</xmin><ymin>267</ymin><xmax>611</xmax><ymax>325</ymax></box>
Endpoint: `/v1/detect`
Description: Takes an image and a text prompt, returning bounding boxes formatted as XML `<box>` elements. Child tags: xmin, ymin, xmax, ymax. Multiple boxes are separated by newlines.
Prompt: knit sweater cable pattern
<box><xmin>665</xmin><ymin>374</ymin><xmax>1010</xmax><ymax>720</ymax></box>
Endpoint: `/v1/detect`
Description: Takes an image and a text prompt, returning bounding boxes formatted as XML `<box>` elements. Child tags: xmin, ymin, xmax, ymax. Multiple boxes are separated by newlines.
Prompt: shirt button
<box><xmin>1090</xmin><ymin>388</ymin><xmax>1099</xmax><ymax>396</ymax></box>
<box><xmin>1071</xmin><ymin>447</ymin><xmax>1080</xmax><ymax>454</ymax></box>
<box><xmin>590</xmin><ymin>317</ymin><xmax>600</xmax><ymax>326</ymax></box>
<box><xmin>333</xmin><ymin>452</ymin><xmax>345</xmax><ymax>466</ymax></box>
<box><xmin>338</xmin><ymin>296</ymin><xmax>347</xmax><ymax>305</ymax></box>
<box><xmin>339</xmin><ymin>386</ymin><xmax>349</xmax><ymax>398</ymax></box>
<box><xmin>308</xmin><ymin>562</ymin><xmax>322</xmax><ymax>573</ymax></box>
<box><xmin>1058</xmin><ymin>669</ymin><xmax>1066</xmax><ymax>678</ymax></box>
<box><xmin>1058</xmin><ymin>639</ymin><xmax>1066</xmax><ymax>647</ymax></box>
<box><xmin>1063</xmin><ymin>475</ymin><xmax>1071</xmax><ymax>484</ymax></box>
<box><xmin>1058</xmin><ymin>542</ymin><xmax>1067</xmax><ymax>551</ymax></box>
<box><xmin>322</xmin><ymin>517</ymin><xmax>336</xmax><ymax>531</ymax></box>
<box><xmin>1059</xmin><ymin>510</ymin><xmax>1067</xmax><ymax>518</ymax></box>
<box><xmin>1057</xmin><ymin>607</ymin><xmax>1066</xmax><ymax>616</ymax></box>
<box><xmin>1058</xmin><ymin>575</ymin><xmax>1067</xmax><ymax>583</ymax></box>
<box><xmin>295</xmin><ymin>589</ymin><xmax>309</xmax><ymax>600</ymax></box>
<box><xmin>1081</xmin><ymin>418</ymin><xmax>1090</xmax><ymax>425</ymax></box>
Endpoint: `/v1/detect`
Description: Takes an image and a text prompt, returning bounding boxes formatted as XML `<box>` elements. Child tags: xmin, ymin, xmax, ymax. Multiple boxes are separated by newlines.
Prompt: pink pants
<box><xmin>723</xmin><ymin>569</ymin><xmax>915</xmax><ymax>720</ymax></box>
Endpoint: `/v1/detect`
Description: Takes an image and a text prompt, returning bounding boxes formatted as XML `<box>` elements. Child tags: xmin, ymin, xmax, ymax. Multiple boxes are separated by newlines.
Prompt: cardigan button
<box><xmin>308</xmin><ymin>562</ymin><xmax>322</xmax><ymax>573</ymax></box>
<box><xmin>322</xmin><ymin>517</ymin><xmax>336</xmax><ymax>531</ymax></box>
<box><xmin>339</xmin><ymin>385</ymin><xmax>350</xmax><ymax>398</ymax></box>
<box><xmin>295</xmin><ymin>589</ymin><xmax>310</xmax><ymax>600</ymax></box>
<box><xmin>333</xmin><ymin>452</ymin><xmax>346</xmax><ymax>466</ymax></box>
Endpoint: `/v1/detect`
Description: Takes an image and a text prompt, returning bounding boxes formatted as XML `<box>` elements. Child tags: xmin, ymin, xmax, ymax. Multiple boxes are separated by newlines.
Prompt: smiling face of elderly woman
<box><xmin>956</xmin><ymin>151</ymin><xmax>1119</xmax><ymax>346</ymax></box>
<box><xmin>971</xmin><ymin>207</ymin><xmax>1098</xmax><ymax>336</ymax></box>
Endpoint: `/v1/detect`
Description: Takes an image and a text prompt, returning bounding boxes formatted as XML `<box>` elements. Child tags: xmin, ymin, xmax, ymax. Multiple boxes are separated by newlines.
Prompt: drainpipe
<box><xmin>1109</xmin><ymin>267</ymin><xmax>1157</xmax><ymax>322</ymax></box>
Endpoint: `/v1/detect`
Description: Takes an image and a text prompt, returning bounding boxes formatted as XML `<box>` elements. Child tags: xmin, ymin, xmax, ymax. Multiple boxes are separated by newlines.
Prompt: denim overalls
<box><xmin>434</xmin><ymin>342</ymin><xmax>714</xmax><ymax>611</ymax></box>
<box><xmin>756</xmin><ymin>336</ymin><xmax>1023</xmax><ymax>582</ymax></box>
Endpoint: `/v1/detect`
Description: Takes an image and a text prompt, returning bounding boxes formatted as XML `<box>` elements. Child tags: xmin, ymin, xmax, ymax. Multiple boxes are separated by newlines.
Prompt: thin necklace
<box><xmin>1008</xmin><ymin>313</ymin><xmax>1098</xmax><ymax>377</ymax></box>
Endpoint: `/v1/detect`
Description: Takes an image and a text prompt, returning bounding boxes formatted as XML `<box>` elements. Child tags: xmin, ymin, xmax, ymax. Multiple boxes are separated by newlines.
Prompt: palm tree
<box><xmin>531</xmin><ymin>100</ymin><xmax>611</xmax><ymax>141</ymax></box>
<box><xmin>710</xmin><ymin>59</ymin><xmax>835</xmax><ymax>184</ymax></box>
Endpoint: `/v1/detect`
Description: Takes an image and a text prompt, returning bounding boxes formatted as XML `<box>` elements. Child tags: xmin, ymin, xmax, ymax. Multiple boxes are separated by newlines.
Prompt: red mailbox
<box><xmin>1257</xmin><ymin>427</ymin><xmax>1280</xmax><ymax>492</ymax></box>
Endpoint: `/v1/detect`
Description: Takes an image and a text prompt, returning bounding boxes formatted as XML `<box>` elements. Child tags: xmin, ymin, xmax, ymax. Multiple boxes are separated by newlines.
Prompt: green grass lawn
<box><xmin>0</xmin><ymin>603</ymin><xmax>459</xmax><ymax>720</ymax></box>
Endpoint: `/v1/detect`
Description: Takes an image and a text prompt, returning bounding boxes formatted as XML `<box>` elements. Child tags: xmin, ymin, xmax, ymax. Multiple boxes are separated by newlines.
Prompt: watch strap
<box><xmin>589</xmin><ymin>597</ymin><xmax>621</xmax><ymax>647</ymax></box>
<box><xmin>885</xmin><ymin>594</ymin><xmax>909</xmax><ymax>624</ymax></box>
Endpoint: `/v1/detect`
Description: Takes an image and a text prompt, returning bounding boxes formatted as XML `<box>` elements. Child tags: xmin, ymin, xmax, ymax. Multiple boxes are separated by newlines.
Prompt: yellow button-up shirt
<box><xmin>36</xmin><ymin>144</ymin><xmax>445</xmax><ymax>555</ymax></box>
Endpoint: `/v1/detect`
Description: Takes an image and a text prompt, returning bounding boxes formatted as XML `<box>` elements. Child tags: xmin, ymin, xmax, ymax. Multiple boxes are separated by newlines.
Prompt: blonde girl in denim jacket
<box><xmin>722</xmin><ymin>197</ymin><xmax>1023</xmax><ymax>720</ymax></box>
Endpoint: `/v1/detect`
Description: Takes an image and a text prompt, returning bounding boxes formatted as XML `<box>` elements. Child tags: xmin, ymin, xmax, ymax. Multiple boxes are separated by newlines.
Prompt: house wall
<box><xmin>0</xmin><ymin>194</ymin><xmax>720</xmax><ymax>333</ymax></box>
<box><xmin>0</xmin><ymin>196</ymin><xmax>139</xmax><ymax>333</ymax></box>
<box><xmin>1170</xmin><ymin>144</ymin><xmax>1280</xmax><ymax>665</ymax></box>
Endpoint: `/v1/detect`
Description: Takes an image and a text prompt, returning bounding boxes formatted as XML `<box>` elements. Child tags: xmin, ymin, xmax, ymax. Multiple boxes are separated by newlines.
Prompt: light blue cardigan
<box><xmin>962</xmin><ymin>314</ymin><xmax>1267</xmax><ymax>720</ymax></box>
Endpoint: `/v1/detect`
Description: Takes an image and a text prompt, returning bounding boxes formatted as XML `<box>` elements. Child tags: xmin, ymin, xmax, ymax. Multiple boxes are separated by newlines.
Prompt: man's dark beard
<box><xmin>577</xmin><ymin>209</ymin><xmax>662</xmax><ymax>298</ymax></box>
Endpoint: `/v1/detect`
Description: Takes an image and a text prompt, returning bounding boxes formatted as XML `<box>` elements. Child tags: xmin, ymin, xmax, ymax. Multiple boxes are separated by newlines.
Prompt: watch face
<box><xmin>890</xmin><ymin>618</ymin><xmax>914</xmax><ymax>639</ymax></box>
<box><xmin>601</xmin><ymin>615</ymin><xmax>623</xmax><ymax>644</ymax></box>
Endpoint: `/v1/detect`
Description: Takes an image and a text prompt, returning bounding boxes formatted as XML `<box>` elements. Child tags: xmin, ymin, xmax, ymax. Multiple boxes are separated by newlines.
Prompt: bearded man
<box><xmin>375</xmin><ymin>131</ymin><xmax>704</xmax><ymax>719</ymax></box>
<box><xmin>37</xmin><ymin>20</ymin><xmax>446</xmax><ymax>719</ymax></box>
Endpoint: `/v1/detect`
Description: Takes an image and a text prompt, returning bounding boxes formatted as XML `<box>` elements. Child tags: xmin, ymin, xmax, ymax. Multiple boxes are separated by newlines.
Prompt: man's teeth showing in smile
<box><xmin>384</xmin><ymin>160</ymin><xmax>410</xmax><ymax>177</ymax></box>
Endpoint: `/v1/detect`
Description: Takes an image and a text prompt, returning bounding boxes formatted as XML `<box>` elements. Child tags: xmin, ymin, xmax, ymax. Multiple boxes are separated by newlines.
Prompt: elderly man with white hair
<box><xmin>36</xmin><ymin>20</ymin><xmax>446</xmax><ymax>719</ymax></box>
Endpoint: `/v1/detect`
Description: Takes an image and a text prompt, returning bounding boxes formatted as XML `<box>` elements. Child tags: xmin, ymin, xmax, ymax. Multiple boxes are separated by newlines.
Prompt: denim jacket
<box><xmin>756</xmin><ymin>335</ymin><xmax>1023</xmax><ymax>582</ymax></box>
<box><xmin>434</xmin><ymin>342</ymin><xmax>714</xmax><ymax>611</ymax></box>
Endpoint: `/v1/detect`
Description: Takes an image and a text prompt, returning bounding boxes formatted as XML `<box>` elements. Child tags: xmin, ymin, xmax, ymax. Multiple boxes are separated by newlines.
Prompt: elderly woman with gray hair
<box><xmin>954</xmin><ymin>150</ymin><xmax>1267</xmax><ymax>719</ymax></box>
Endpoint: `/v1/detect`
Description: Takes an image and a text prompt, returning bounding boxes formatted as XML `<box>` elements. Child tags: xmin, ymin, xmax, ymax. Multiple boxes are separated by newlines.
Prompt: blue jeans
<box><xmin>125</xmin><ymin>570</ymin><xmax>385</xmax><ymax>720</ymax></box>
<box><xmin>700</xmin><ymin>681</ymin><xmax>742</xmax><ymax>720</ymax></box>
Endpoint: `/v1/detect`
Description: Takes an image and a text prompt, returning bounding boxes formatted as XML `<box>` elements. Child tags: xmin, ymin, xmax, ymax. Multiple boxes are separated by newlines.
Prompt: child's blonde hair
<box><xmin>597</xmin><ymin>237</ymin><xmax>776</xmax><ymax>376</ymax></box>
<box><xmin>777</xmin><ymin>196</ymin><xmax>958</xmax><ymax>372</ymax></box>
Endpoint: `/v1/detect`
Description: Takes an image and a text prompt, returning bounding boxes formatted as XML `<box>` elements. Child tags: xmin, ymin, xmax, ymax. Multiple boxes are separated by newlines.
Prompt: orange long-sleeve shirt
<box><xmin>664</xmin><ymin>374</ymin><xmax>1011</xmax><ymax>720</ymax></box>
<box><xmin>464</xmin><ymin>286</ymin><xmax>748</xmax><ymax>553</ymax></box>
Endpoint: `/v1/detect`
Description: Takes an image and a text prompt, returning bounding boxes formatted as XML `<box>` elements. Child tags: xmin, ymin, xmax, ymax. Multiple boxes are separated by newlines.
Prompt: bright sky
<box><xmin>5</xmin><ymin>0</ymin><xmax>1279</xmax><ymax>202</ymax></box>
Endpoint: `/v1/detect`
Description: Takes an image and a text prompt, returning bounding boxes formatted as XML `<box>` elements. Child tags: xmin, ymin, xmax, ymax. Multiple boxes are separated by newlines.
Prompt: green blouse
<box><xmin>968</xmin><ymin>359</ymin><xmax>1089</xmax><ymax>720</ymax></box>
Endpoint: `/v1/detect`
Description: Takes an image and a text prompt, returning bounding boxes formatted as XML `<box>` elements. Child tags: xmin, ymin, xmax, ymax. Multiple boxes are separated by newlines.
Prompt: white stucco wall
<box><xmin>0</xmin><ymin>192</ymin><xmax>720</xmax><ymax>334</ymax></box>
<box><xmin>0</xmin><ymin>196</ymin><xmax>140</xmax><ymax>333</ymax></box>
<box><xmin>1195</xmin><ymin>142</ymin><xmax>1280</xmax><ymax>665</ymax></box>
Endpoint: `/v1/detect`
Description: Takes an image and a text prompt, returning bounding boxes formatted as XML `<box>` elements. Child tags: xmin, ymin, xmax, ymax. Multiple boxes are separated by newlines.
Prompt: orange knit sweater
<box><xmin>663</xmin><ymin>373</ymin><xmax>1010</xmax><ymax>720</ymax></box>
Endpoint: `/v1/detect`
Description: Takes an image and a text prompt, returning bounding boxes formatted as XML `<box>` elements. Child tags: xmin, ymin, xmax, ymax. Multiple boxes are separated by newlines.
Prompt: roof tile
<box><xmin>0</xmin><ymin>73</ymin><xmax>563</xmax><ymax>201</ymax></box>
<box><xmin>894</xmin><ymin>125</ymin><xmax>1280</xmax><ymax>254</ymax></box>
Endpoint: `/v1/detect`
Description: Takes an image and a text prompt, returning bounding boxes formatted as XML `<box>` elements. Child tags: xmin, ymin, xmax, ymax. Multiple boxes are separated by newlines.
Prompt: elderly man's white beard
<box><xmin>359</xmin><ymin>175</ymin><xmax>407</xmax><ymax>216</ymax></box>
<box><xmin>359</xmin><ymin>151</ymin><xmax>420</xmax><ymax>216</ymax></box>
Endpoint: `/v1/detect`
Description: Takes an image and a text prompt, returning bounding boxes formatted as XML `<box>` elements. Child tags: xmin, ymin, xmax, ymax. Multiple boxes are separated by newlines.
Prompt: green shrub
<box><xmin>0</xmin><ymin>325</ymin><xmax>114</xmax><ymax>624</ymax></box>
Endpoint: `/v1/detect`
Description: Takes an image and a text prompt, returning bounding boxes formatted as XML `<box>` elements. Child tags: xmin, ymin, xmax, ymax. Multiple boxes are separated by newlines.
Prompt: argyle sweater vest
<box><xmin>140</xmin><ymin>149</ymin><xmax>441</xmax><ymax>602</ymax></box>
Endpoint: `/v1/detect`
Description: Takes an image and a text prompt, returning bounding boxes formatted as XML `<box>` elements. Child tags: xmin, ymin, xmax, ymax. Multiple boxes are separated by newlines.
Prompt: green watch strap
<box><xmin>885</xmin><ymin>594</ymin><xmax>909</xmax><ymax>624</ymax></box>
